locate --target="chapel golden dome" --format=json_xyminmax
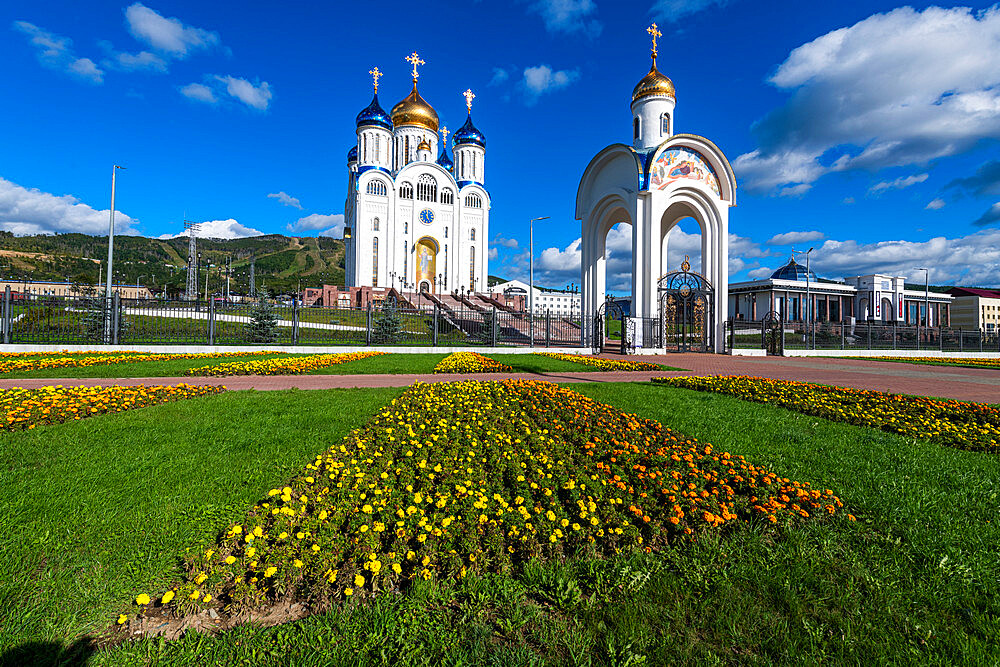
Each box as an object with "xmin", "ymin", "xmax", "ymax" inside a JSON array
[
  {"xmin": 632, "ymin": 57, "xmax": 675, "ymax": 104},
  {"xmin": 417, "ymin": 139, "xmax": 431, "ymax": 151},
  {"xmin": 391, "ymin": 82, "xmax": 439, "ymax": 133}
]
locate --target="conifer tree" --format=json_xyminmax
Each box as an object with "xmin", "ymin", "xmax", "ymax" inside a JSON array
[{"xmin": 243, "ymin": 288, "xmax": 279, "ymax": 343}]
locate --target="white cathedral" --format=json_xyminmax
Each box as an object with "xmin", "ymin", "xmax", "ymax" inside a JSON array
[{"xmin": 343, "ymin": 53, "xmax": 490, "ymax": 295}]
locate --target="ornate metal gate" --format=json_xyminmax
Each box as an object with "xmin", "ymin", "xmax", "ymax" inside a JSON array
[
  {"xmin": 761, "ymin": 310, "xmax": 783, "ymax": 355},
  {"xmin": 593, "ymin": 299, "xmax": 626, "ymax": 355},
  {"xmin": 658, "ymin": 256, "xmax": 714, "ymax": 353}
]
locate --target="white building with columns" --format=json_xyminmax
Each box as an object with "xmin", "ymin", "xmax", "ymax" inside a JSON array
[
  {"xmin": 344, "ymin": 55, "xmax": 490, "ymax": 295},
  {"xmin": 576, "ymin": 25, "xmax": 737, "ymax": 352}
]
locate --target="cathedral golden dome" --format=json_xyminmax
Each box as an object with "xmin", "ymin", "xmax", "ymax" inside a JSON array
[
  {"xmin": 391, "ymin": 82, "xmax": 439, "ymax": 133},
  {"xmin": 417, "ymin": 139, "xmax": 431, "ymax": 151},
  {"xmin": 632, "ymin": 57, "xmax": 675, "ymax": 104}
]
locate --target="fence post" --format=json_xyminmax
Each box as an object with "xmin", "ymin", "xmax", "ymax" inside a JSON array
[
  {"xmin": 939, "ymin": 326, "xmax": 943, "ymax": 351},
  {"xmin": 433, "ymin": 304, "xmax": 439, "ymax": 346},
  {"xmin": 112, "ymin": 292, "xmax": 121, "ymax": 345},
  {"xmin": 2, "ymin": 285, "xmax": 9, "ymax": 345},
  {"xmin": 841, "ymin": 323, "xmax": 845, "ymax": 350},
  {"xmin": 916, "ymin": 322, "xmax": 921, "ymax": 351},
  {"xmin": 365, "ymin": 303, "xmax": 372, "ymax": 346},
  {"xmin": 208, "ymin": 298, "xmax": 216, "ymax": 346},
  {"xmin": 491, "ymin": 307, "xmax": 498, "ymax": 347},
  {"xmin": 959, "ymin": 328, "xmax": 963, "ymax": 353},
  {"xmin": 291, "ymin": 298, "xmax": 299, "ymax": 345},
  {"xmin": 545, "ymin": 309, "xmax": 551, "ymax": 348},
  {"xmin": 980, "ymin": 329, "xmax": 984, "ymax": 352},
  {"xmin": 866, "ymin": 322, "xmax": 871, "ymax": 349}
]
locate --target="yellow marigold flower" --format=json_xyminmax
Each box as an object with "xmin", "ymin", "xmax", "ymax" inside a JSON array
[
  {"xmin": 264, "ymin": 566, "xmax": 278, "ymax": 577},
  {"xmin": 345, "ymin": 588, "xmax": 353, "ymax": 596},
  {"xmin": 354, "ymin": 573, "xmax": 365, "ymax": 586},
  {"xmin": 225, "ymin": 556, "xmax": 236, "ymax": 565},
  {"xmin": 392, "ymin": 563, "xmax": 402, "ymax": 574},
  {"xmin": 161, "ymin": 591, "xmax": 175, "ymax": 604},
  {"xmin": 189, "ymin": 591, "xmax": 200, "ymax": 600},
  {"xmin": 135, "ymin": 594, "xmax": 150, "ymax": 606},
  {"xmin": 294, "ymin": 559, "xmax": 303, "ymax": 568},
  {"xmin": 203, "ymin": 594, "xmax": 212, "ymax": 603}
]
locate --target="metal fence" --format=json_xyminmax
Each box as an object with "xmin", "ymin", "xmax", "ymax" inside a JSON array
[
  {"xmin": 0, "ymin": 287, "xmax": 584, "ymax": 348},
  {"xmin": 729, "ymin": 318, "xmax": 1000, "ymax": 353}
]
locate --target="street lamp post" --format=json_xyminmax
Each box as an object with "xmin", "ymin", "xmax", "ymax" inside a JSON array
[
  {"xmin": 104, "ymin": 165, "xmax": 125, "ymax": 342},
  {"xmin": 529, "ymin": 216, "xmax": 550, "ymax": 347}
]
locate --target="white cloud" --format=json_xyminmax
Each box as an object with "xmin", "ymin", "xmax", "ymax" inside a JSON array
[
  {"xmin": 926, "ymin": 198, "xmax": 946, "ymax": 210},
  {"xmin": 528, "ymin": 0, "xmax": 601, "ymax": 37},
  {"xmin": 869, "ymin": 173, "xmax": 929, "ymax": 194},
  {"xmin": 521, "ymin": 65, "xmax": 580, "ymax": 103},
  {"xmin": 125, "ymin": 3, "xmax": 220, "ymax": 57},
  {"xmin": 215, "ymin": 75, "xmax": 272, "ymax": 111},
  {"xmin": 974, "ymin": 202, "xmax": 1000, "ymax": 227},
  {"xmin": 806, "ymin": 231, "xmax": 1000, "ymax": 284},
  {"xmin": 843, "ymin": 197, "xmax": 856, "ymax": 205},
  {"xmin": 946, "ymin": 160, "xmax": 1000, "ymax": 197},
  {"xmin": 0, "ymin": 176, "xmax": 138, "ymax": 236},
  {"xmin": 159, "ymin": 219, "xmax": 262, "ymax": 240},
  {"xmin": 736, "ymin": 6, "xmax": 1000, "ymax": 193},
  {"xmin": 747, "ymin": 266, "xmax": 774, "ymax": 279},
  {"xmin": 287, "ymin": 213, "xmax": 344, "ymax": 237},
  {"xmin": 650, "ymin": 0, "xmax": 728, "ymax": 22},
  {"xmin": 778, "ymin": 183, "xmax": 811, "ymax": 198},
  {"xmin": 13, "ymin": 21, "xmax": 104, "ymax": 84},
  {"xmin": 489, "ymin": 68, "xmax": 510, "ymax": 86},
  {"xmin": 180, "ymin": 82, "xmax": 216, "ymax": 104},
  {"xmin": 492, "ymin": 235, "xmax": 519, "ymax": 249},
  {"xmin": 488, "ymin": 247, "xmax": 499, "ymax": 260},
  {"xmin": 768, "ymin": 231, "xmax": 825, "ymax": 246},
  {"xmin": 101, "ymin": 45, "xmax": 168, "ymax": 72},
  {"xmin": 268, "ymin": 191, "xmax": 302, "ymax": 210}
]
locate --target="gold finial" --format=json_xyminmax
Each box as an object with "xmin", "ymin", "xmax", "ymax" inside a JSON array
[
  {"xmin": 369, "ymin": 67, "xmax": 383, "ymax": 93},
  {"xmin": 463, "ymin": 88, "xmax": 475, "ymax": 113},
  {"xmin": 406, "ymin": 51, "xmax": 425, "ymax": 80},
  {"xmin": 681, "ymin": 254, "xmax": 690, "ymax": 272},
  {"xmin": 440, "ymin": 126, "xmax": 450, "ymax": 144},
  {"xmin": 647, "ymin": 23, "xmax": 662, "ymax": 59}
]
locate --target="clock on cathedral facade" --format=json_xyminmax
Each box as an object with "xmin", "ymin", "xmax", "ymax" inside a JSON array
[{"xmin": 343, "ymin": 54, "xmax": 490, "ymax": 295}]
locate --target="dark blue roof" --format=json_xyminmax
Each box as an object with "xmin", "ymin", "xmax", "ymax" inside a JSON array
[
  {"xmin": 347, "ymin": 146, "xmax": 357, "ymax": 163},
  {"xmin": 355, "ymin": 93, "xmax": 392, "ymax": 130},
  {"xmin": 771, "ymin": 258, "xmax": 818, "ymax": 282},
  {"xmin": 437, "ymin": 145, "xmax": 453, "ymax": 171},
  {"xmin": 453, "ymin": 113, "xmax": 485, "ymax": 148}
]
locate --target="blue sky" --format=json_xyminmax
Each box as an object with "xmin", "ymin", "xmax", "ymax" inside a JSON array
[{"xmin": 2, "ymin": 1, "xmax": 1000, "ymax": 290}]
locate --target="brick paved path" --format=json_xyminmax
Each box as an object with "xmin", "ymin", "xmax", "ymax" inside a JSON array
[{"xmin": 2, "ymin": 354, "xmax": 997, "ymax": 403}]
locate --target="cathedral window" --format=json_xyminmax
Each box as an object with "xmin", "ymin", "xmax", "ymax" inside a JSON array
[
  {"xmin": 366, "ymin": 180, "xmax": 387, "ymax": 196},
  {"xmin": 374, "ymin": 134, "xmax": 381, "ymax": 161},
  {"xmin": 444, "ymin": 227, "xmax": 448, "ymax": 238},
  {"xmin": 469, "ymin": 246, "xmax": 475, "ymax": 290},
  {"xmin": 372, "ymin": 237, "xmax": 379, "ymax": 286},
  {"xmin": 404, "ymin": 136, "xmax": 410, "ymax": 163},
  {"xmin": 404, "ymin": 221, "xmax": 408, "ymax": 234},
  {"xmin": 464, "ymin": 193, "xmax": 482, "ymax": 208},
  {"xmin": 441, "ymin": 188, "xmax": 453, "ymax": 205},
  {"xmin": 633, "ymin": 117, "xmax": 640, "ymax": 141},
  {"xmin": 470, "ymin": 228, "xmax": 476, "ymax": 241},
  {"xmin": 472, "ymin": 152, "xmax": 477, "ymax": 178},
  {"xmin": 661, "ymin": 114, "xmax": 670, "ymax": 135},
  {"xmin": 417, "ymin": 174, "xmax": 437, "ymax": 202},
  {"xmin": 400, "ymin": 182, "xmax": 414, "ymax": 199},
  {"xmin": 372, "ymin": 217, "xmax": 380, "ymax": 231}
]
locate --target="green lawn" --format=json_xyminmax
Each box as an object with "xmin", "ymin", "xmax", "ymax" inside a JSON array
[
  {"xmin": 0, "ymin": 387, "xmax": 404, "ymax": 665},
  {"xmin": 5, "ymin": 380, "xmax": 996, "ymax": 665}
]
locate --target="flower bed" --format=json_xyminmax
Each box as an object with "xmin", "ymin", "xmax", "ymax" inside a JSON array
[
  {"xmin": 653, "ymin": 376, "xmax": 1000, "ymax": 452},
  {"xmin": 0, "ymin": 351, "xmax": 281, "ymax": 374},
  {"xmin": 126, "ymin": 380, "xmax": 843, "ymax": 621},
  {"xmin": 859, "ymin": 356, "xmax": 1000, "ymax": 370},
  {"xmin": 2, "ymin": 384, "xmax": 225, "ymax": 431},
  {"xmin": 186, "ymin": 351, "xmax": 387, "ymax": 377},
  {"xmin": 536, "ymin": 352, "xmax": 662, "ymax": 371},
  {"xmin": 432, "ymin": 351, "xmax": 513, "ymax": 374}
]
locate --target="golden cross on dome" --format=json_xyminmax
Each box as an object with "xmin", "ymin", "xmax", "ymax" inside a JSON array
[
  {"xmin": 369, "ymin": 67, "xmax": 383, "ymax": 93},
  {"xmin": 463, "ymin": 88, "xmax": 475, "ymax": 113},
  {"xmin": 440, "ymin": 126, "xmax": 450, "ymax": 144},
  {"xmin": 406, "ymin": 51, "xmax": 425, "ymax": 80},
  {"xmin": 647, "ymin": 23, "xmax": 662, "ymax": 58}
]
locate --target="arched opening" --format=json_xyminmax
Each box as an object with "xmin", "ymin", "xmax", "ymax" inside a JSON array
[
  {"xmin": 415, "ymin": 236, "xmax": 439, "ymax": 294},
  {"xmin": 881, "ymin": 297, "xmax": 893, "ymax": 322}
]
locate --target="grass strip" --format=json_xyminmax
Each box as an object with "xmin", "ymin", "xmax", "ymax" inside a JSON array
[
  {"xmin": 653, "ymin": 375, "xmax": 999, "ymax": 451},
  {"xmin": 0, "ymin": 351, "xmax": 282, "ymax": 375},
  {"xmin": 1, "ymin": 384, "xmax": 225, "ymax": 431},
  {"xmin": 432, "ymin": 351, "xmax": 514, "ymax": 374},
  {"xmin": 186, "ymin": 351, "xmax": 388, "ymax": 376}
]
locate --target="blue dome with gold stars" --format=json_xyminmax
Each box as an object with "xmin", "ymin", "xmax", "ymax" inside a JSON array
[
  {"xmin": 355, "ymin": 94, "xmax": 392, "ymax": 130},
  {"xmin": 437, "ymin": 145, "xmax": 454, "ymax": 172},
  {"xmin": 347, "ymin": 146, "xmax": 357, "ymax": 163},
  {"xmin": 453, "ymin": 113, "xmax": 485, "ymax": 148}
]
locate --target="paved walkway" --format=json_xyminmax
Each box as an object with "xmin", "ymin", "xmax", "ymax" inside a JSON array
[{"xmin": 2, "ymin": 354, "xmax": 997, "ymax": 403}]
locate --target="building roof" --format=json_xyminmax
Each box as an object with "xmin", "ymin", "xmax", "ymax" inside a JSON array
[
  {"xmin": 770, "ymin": 257, "xmax": 818, "ymax": 282},
  {"xmin": 947, "ymin": 286, "xmax": 1000, "ymax": 299}
]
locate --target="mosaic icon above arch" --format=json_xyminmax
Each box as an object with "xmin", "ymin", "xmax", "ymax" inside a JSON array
[{"xmin": 650, "ymin": 147, "xmax": 720, "ymax": 197}]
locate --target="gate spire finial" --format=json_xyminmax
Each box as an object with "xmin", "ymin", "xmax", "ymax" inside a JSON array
[{"xmin": 680, "ymin": 255, "xmax": 690, "ymax": 272}]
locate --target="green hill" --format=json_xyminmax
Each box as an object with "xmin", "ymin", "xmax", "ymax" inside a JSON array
[{"xmin": 0, "ymin": 231, "xmax": 345, "ymax": 297}]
